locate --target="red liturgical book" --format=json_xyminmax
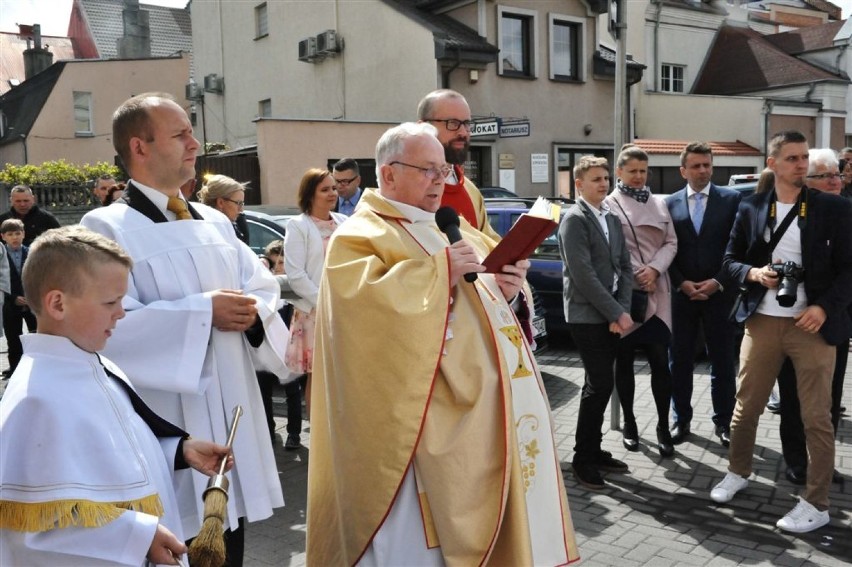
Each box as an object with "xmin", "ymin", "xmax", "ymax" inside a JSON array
[{"xmin": 482, "ymin": 201, "xmax": 559, "ymax": 273}]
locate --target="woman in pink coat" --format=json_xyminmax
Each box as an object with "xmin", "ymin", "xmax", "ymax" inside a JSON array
[{"xmin": 606, "ymin": 145, "xmax": 678, "ymax": 458}]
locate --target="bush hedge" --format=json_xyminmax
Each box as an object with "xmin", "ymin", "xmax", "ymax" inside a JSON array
[{"xmin": 0, "ymin": 160, "xmax": 121, "ymax": 187}]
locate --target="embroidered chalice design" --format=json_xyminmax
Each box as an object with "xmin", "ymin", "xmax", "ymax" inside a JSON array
[{"xmin": 500, "ymin": 325, "xmax": 533, "ymax": 378}]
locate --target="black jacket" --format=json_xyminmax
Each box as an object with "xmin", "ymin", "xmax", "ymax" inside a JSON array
[
  {"xmin": 0, "ymin": 205, "xmax": 60, "ymax": 246},
  {"xmin": 724, "ymin": 188, "xmax": 852, "ymax": 345}
]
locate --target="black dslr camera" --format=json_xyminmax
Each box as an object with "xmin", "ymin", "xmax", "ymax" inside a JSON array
[{"xmin": 769, "ymin": 261, "xmax": 805, "ymax": 307}]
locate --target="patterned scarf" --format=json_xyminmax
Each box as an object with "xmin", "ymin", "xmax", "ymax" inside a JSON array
[{"xmin": 616, "ymin": 178, "xmax": 650, "ymax": 203}]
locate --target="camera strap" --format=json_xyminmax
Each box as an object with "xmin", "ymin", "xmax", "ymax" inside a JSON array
[{"xmin": 766, "ymin": 196, "xmax": 800, "ymax": 259}]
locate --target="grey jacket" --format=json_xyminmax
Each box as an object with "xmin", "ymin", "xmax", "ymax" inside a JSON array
[{"xmin": 559, "ymin": 200, "xmax": 633, "ymax": 324}]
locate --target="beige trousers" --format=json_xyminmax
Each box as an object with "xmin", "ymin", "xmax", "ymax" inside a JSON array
[{"xmin": 728, "ymin": 314, "xmax": 835, "ymax": 509}]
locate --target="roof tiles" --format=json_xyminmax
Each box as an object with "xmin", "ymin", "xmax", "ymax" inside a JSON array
[
  {"xmin": 0, "ymin": 32, "xmax": 75, "ymax": 95},
  {"xmin": 79, "ymin": 0, "xmax": 191, "ymax": 60},
  {"xmin": 764, "ymin": 19, "xmax": 846, "ymax": 53},
  {"xmin": 693, "ymin": 24, "xmax": 842, "ymax": 95},
  {"xmin": 632, "ymin": 139, "xmax": 763, "ymax": 157}
]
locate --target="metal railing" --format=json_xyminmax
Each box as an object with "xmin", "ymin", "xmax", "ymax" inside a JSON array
[{"xmin": 0, "ymin": 183, "xmax": 99, "ymax": 225}]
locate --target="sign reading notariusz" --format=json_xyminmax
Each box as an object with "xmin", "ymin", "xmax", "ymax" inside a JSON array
[
  {"xmin": 499, "ymin": 121, "xmax": 530, "ymax": 138},
  {"xmin": 470, "ymin": 119, "xmax": 531, "ymax": 138}
]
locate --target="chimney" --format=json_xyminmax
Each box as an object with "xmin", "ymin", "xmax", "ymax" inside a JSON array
[
  {"xmin": 22, "ymin": 24, "xmax": 53, "ymax": 79},
  {"xmin": 117, "ymin": 0, "xmax": 151, "ymax": 58}
]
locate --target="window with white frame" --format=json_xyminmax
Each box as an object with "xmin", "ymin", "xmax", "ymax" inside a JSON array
[
  {"xmin": 259, "ymin": 99, "xmax": 272, "ymax": 118},
  {"xmin": 255, "ymin": 3, "xmax": 268, "ymax": 39},
  {"xmin": 549, "ymin": 14, "xmax": 583, "ymax": 82},
  {"xmin": 661, "ymin": 64, "xmax": 685, "ymax": 93},
  {"xmin": 73, "ymin": 91, "xmax": 92, "ymax": 135},
  {"xmin": 498, "ymin": 6, "xmax": 537, "ymax": 78}
]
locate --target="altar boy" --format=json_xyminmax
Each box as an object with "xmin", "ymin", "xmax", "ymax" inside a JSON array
[{"xmin": 0, "ymin": 226, "xmax": 231, "ymax": 566}]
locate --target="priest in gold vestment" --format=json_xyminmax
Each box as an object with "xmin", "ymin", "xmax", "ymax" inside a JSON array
[{"xmin": 306, "ymin": 122, "xmax": 578, "ymax": 566}]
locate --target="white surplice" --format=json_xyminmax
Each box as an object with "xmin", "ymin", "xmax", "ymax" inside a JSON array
[
  {"xmin": 80, "ymin": 200, "xmax": 287, "ymax": 537},
  {"xmin": 0, "ymin": 334, "xmax": 183, "ymax": 566}
]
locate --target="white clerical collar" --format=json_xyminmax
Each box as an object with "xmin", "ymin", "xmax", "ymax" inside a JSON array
[
  {"xmin": 131, "ymin": 180, "xmax": 186, "ymax": 219},
  {"xmin": 378, "ymin": 193, "xmax": 436, "ymax": 223},
  {"xmin": 446, "ymin": 166, "xmax": 460, "ymax": 185},
  {"xmin": 687, "ymin": 184, "xmax": 710, "ymax": 198}
]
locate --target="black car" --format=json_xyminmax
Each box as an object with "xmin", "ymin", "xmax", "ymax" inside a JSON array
[
  {"xmin": 243, "ymin": 206, "xmax": 299, "ymax": 256},
  {"xmin": 479, "ymin": 186, "xmax": 519, "ymax": 199}
]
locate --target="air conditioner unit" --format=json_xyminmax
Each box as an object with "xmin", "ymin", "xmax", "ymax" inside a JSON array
[
  {"xmin": 316, "ymin": 29, "xmax": 341, "ymax": 55},
  {"xmin": 204, "ymin": 73, "xmax": 224, "ymax": 94},
  {"xmin": 185, "ymin": 82, "xmax": 203, "ymax": 101},
  {"xmin": 298, "ymin": 37, "xmax": 318, "ymax": 62}
]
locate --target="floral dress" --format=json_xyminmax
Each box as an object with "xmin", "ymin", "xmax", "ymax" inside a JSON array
[{"xmin": 284, "ymin": 216, "xmax": 339, "ymax": 373}]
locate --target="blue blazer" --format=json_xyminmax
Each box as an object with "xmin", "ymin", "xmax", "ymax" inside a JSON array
[
  {"xmin": 723, "ymin": 188, "xmax": 852, "ymax": 345},
  {"xmin": 665, "ymin": 184, "xmax": 741, "ymax": 290}
]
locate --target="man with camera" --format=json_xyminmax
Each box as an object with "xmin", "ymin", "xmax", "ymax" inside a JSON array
[
  {"xmin": 775, "ymin": 149, "xmax": 848, "ymax": 487},
  {"xmin": 711, "ymin": 131, "xmax": 852, "ymax": 533}
]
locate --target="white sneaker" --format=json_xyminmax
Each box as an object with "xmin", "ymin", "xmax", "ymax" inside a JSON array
[
  {"xmin": 710, "ymin": 472, "xmax": 749, "ymax": 503},
  {"xmin": 776, "ymin": 498, "xmax": 830, "ymax": 533}
]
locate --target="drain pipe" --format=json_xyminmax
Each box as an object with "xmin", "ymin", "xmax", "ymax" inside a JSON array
[
  {"xmin": 653, "ymin": 0, "xmax": 662, "ymax": 92},
  {"xmin": 442, "ymin": 47, "xmax": 461, "ymax": 89}
]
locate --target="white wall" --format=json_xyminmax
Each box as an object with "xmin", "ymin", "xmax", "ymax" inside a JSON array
[
  {"xmin": 191, "ymin": 0, "xmax": 437, "ymax": 150},
  {"xmin": 635, "ymin": 92, "xmax": 765, "ymax": 150},
  {"xmin": 16, "ymin": 55, "xmax": 190, "ymax": 166}
]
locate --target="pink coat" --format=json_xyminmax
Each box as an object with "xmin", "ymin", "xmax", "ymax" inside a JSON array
[{"xmin": 605, "ymin": 191, "xmax": 678, "ymax": 334}]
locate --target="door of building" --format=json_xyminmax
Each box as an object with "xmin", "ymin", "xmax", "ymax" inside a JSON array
[
  {"xmin": 555, "ymin": 146, "xmax": 613, "ymax": 200},
  {"xmin": 466, "ymin": 146, "xmax": 491, "ymax": 188}
]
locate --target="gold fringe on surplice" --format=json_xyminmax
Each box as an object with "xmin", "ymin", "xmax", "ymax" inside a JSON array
[{"xmin": 0, "ymin": 494, "xmax": 164, "ymax": 532}]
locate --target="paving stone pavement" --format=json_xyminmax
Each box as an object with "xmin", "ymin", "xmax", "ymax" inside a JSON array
[
  {"xmin": 2, "ymin": 337, "xmax": 849, "ymax": 565},
  {"xmin": 244, "ymin": 340, "xmax": 851, "ymax": 567}
]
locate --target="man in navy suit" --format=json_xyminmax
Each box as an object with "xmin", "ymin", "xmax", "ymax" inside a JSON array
[
  {"xmin": 665, "ymin": 142, "xmax": 742, "ymax": 447},
  {"xmin": 711, "ymin": 130, "xmax": 852, "ymax": 533}
]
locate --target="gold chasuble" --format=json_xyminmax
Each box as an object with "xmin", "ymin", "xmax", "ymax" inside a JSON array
[{"xmin": 306, "ymin": 190, "xmax": 578, "ymax": 566}]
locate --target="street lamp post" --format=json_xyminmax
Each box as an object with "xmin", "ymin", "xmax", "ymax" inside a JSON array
[{"xmin": 610, "ymin": 0, "xmax": 628, "ymax": 430}]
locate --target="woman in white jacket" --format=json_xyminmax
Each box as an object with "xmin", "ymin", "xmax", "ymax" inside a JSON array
[{"xmin": 284, "ymin": 168, "xmax": 348, "ymax": 412}]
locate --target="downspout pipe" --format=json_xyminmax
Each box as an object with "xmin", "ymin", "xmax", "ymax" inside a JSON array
[
  {"xmin": 442, "ymin": 46, "xmax": 462, "ymax": 89},
  {"xmin": 653, "ymin": 0, "xmax": 662, "ymax": 92}
]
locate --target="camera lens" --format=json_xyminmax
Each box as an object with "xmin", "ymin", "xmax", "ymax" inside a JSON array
[{"xmin": 773, "ymin": 261, "xmax": 802, "ymax": 308}]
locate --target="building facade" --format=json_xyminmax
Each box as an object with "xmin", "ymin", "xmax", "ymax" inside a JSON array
[{"xmin": 190, "ymin": 0, "xmax": 633, "ymax": 204}]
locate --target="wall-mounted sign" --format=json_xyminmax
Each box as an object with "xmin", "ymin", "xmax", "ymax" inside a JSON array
[
  {"xmin": 470, "ymin": 120, "xmax": 499, "ymax": 137},
  {"xmin": 499, "ymin": 169, "xmax": 515, "ymax": 193},
  {"xmin": 531, "ymin": 153, "xmax": 548, "ymax": 183},
  {"xmin": 499, "ymin": 153, "xmax": 515, "ymax": 169},
  {"xmin": 500, "ymin": 121, "xmax": 530, "ymax": 138}
]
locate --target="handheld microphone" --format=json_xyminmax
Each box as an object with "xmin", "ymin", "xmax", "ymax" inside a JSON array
[{"xmin": 435, "ymin": 206, "xmax": 478, "ymax": 283}]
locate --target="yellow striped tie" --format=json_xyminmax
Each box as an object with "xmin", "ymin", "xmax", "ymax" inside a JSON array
[{"xmin": 167, "ymin": 196, "xmax": 192, "ymax": 220}]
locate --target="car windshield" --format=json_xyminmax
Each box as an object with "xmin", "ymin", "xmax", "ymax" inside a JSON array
[{"xmin": 535, "ymin": 229, "xmax": 561, "ymax": 259}]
